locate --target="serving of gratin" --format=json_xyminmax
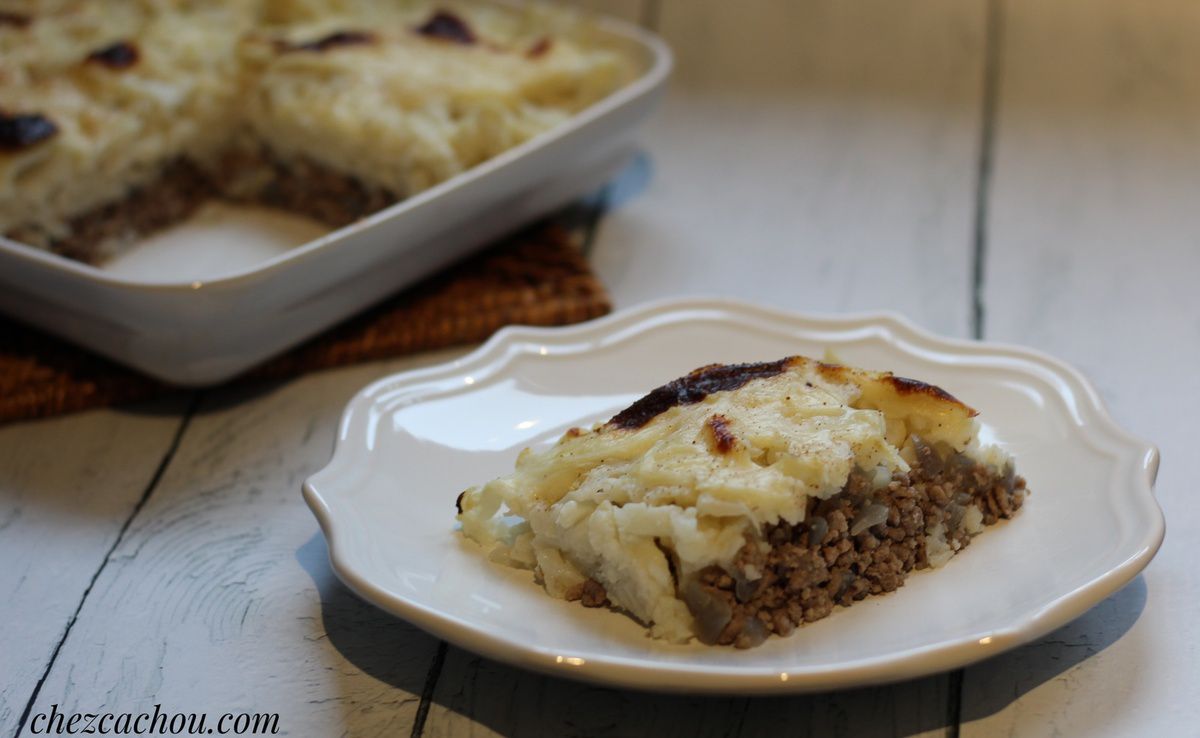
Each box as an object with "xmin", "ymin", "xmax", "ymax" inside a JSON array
[{"xmin": 457, "ymin": 356, "xmax": 1027, "ymax": 648}]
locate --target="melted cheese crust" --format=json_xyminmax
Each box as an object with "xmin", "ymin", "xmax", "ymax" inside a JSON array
[
  {"xmin": 457, "ymin": 357, "xmax": 998, "ymax": 642},
  {"xmin": 0, "ymin": 0, "xmax": 633, "ymax": 243}
]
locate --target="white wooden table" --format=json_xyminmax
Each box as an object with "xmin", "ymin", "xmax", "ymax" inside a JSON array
[{"xmin": 3, "ymin": 1, "xmax": 1198, "ymax": 735}]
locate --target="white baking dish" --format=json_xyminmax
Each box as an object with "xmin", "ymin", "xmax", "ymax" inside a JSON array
[{"xmin": 0, "ymin": 9, "xmax": 671, "ymax": 386}]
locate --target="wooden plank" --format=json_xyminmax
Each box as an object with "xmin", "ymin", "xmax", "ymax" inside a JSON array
[
  {"xmin": 425, "ymin": 656, "xmax": 952, "ymax": 738},
  {"xmin": 0, "ymin": 403, "xmax": 186, "ymax": 736},
  {"xmin": 425, "ymin": 1, "xmax": 989, "ymax": 735},
  {"xmin": 568, "ymin": 0, "xmax": 648, "ymax": 26},
  {"xmin": 19, "ymin": 353, "xmax": 465, "ymax": 737},
  {"xmin": 961, "ymin": 0, "xmax": 1200, "ymax": 735},
  {"xmin": 591, "ymin": 0, "xmax": 987, "ymax": 339}
]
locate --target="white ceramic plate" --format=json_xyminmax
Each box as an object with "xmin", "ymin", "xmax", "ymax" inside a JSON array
[
  {"xmin": 0, "ymin": 5, "xmax": 671, "ymax": 385},
  {"xmin": 303, "ymin": 299, "xmax": 1164, "ymax": 694}
]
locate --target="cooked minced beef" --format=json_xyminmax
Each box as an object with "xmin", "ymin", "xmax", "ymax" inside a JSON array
[
  {"xmin": 222, "ymin": 150, "xmax": 398, "ymax": 228},
  {"xmin": 7, "ymin": 159, "xmax": 214, "ymax": 263},
  {"xmin": 682, "ymin": 446, "xmax": 1026, "ymax": 648},
  {"xmin": 5, "ymin": 148, "xmax": 399, "ymax": 263},
  {"xmin": 565, "ymin": 578, "xmax": 610, "ymax": 608}
]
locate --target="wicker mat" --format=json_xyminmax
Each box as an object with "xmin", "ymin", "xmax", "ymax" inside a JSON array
[{"xmin": 0, "ymin": 222, "xmax": 611, "ymax": 424}]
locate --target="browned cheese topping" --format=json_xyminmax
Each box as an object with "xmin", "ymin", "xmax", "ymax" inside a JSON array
[
  {"xmin": 415, "ymin": 11, "xmax": 476, "ymax": 44},
  {"xmin": 706, "ymin": 413, "xmax": 738, "ymax": 454},
  {"xmin": 608, "ymin": 358, "xmax": 793, "ymax": 430},
  {"xmin": 86, "ymin": 41, "xmax": 140, "ymax": 69},
  {"xmin": 278, "ymin": 31, "xmax": 376, "ymax": 54},
  {"xmin": 883, "ymin": 374, "xmax": 973, "ymax": 412},
  {"xmin": 0, "ymin": 12, "xmax": 31, "ymax": 27},
  {"xmin": 0, "ymin": 112, "xmax": 58, "ymax": 151},
  {"xmin": 526, "ymin": 37, "xmax": 553, "ymax": 58}
]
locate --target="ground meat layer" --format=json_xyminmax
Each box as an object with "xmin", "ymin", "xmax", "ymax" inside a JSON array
[
  {"xmin": 685, "ymin": 441, "xmax": 1027, "ymax": 648},
  {"xmin": 4, "ymin": 147, "xmax": 399, "ymax": 265},
  {"xmin": 213, "ymin": 146, "xmax": 397, "ymax": 230},
  {"xmin": 7, "ymin": 159, "xmax": 213, "ymax": 263}
]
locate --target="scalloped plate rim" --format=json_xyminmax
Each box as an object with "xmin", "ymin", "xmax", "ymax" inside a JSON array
[{"xmin": 303, "ymin": 297, "xmax": 1164, "ymax": 694}]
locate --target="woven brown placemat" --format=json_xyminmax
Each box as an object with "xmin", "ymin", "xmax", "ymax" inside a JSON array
[{"xmin": 0, "ymin": 222, "xmax": 610, "ymax": 424}]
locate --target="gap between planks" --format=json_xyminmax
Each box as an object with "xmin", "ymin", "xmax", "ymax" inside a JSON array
[
  {"xmin": 952, "ymin": 0, "xmax": 1005, "ymax": 735},
  {"xmin": 970, "ymin": 0, "xmax": 1005, "ymax": 343},
  {"xmin": 12, "ymin": 393, "xmax": 204, "ymax": 738}
]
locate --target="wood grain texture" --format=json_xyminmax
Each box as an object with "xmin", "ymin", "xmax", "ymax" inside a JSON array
[
  {"xmin": 592, "ymin": 0, "xmax": 987, "ymax": 339},
  {"xmin": 425, "ymin": 653, "xmax": 951, "ymax": 738},
  {"xmin": 19, "ymin": 353, "xmax": 468, "ymax": 737},
  {"xmin": 961, "ymin": 0, "xmax": 1200, "ymax": 735},
  {"xmin": 564, "ymin": 0, "xmax": 648, "ymax": 25},
  {"xmin": 423, "ymin": 1, "xmax": 988, "ymax": 736},
  {"xmin": 0, "ymin": 403, "xmax": 186, "ymax": 736},
  {"xmin": 20, "ymin": 0, "xmax": 1199, "ymax": 736}
]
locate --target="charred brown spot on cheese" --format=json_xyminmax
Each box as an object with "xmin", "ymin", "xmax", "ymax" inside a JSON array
[
  {"xmin": 279, "ymin": 30, "xmax": 376, "ymax": 54},
  {"xmin": 885, "ymin": 375, "xmax": 976, "ymax": 415},
  {"xmin": 455, "ymin": 490, "xmax": 466, "ymax": 514},
  {"xmin": 415, "ymin": 11, "xmax": 476, "ymax": 44},
  {"xmin": 815, "ymin": 361, "xmax": 849, "ymax": 381},
  {"xmin": 707, "ymin": 414, "xmax": 737, "ymax": 454},
  {"xmin": 564, "ymin": 427, "xmax": 584, "ymax": 438},
  {"xmin": 0, "ymin": 112, "xmax": 58, "ymax": 151},
  {"xmin": 526, "ymin": 37, "xmax": 553, "ymax": 58},
  {"xmin": 86, "ymin": 41, "xmax": 140, "ymax": 69},
  {"xmin": 0, "ymin": 11, "xmax": 31, "ymax": 27},
  {"xmin": 608, "ymin": 358, "xmax": 794, "ymax": 430}
]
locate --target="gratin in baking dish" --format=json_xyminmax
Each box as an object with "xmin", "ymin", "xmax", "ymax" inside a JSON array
[{"xmin": 0, "ymin": 6, "xmax": 671, "ymax": 385}]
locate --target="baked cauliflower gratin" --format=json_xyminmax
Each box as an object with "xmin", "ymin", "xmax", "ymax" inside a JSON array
[
  {"xmin": 456, "ymin": 356, "xmax": 1028, "ymax": 648},
  {"xmin": 0, "ymin": 0, "xmax": 634, "ymax": 262}
]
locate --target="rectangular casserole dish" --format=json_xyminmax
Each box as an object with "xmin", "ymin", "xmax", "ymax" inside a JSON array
[{"xmin": 0, "ymin": 6, "xmax": 670, "ymax": 385}]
